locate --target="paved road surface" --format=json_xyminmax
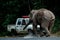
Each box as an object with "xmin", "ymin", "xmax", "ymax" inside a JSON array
[
  {"xmin": 0, "ymin": 33, "xmax": 60, "ymax": 40},
  {"xmin": 0, "ymin": 37, "xmax": 60, "ymax": 40}
]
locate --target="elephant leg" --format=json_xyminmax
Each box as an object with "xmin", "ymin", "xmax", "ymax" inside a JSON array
[
  {"xmin": 33, "ymin": 23, "xmax": 38, "ymax": 36},
  {"xmin": 39, "ymin": 26, "xmax": 45, "ymax": 37},
  {"xmin": 44, "ymin": 27, "xmax": 50, "ymax": 37},
  {"xmin": 41, "ymin": 22, "xmax": 50, "ymax": 37},
  {"xmin": 48, "ymin": 19, "xmax": 55, "ymax": 34},
  {"xmin": 32, "ymin": 18, "xmax": 38, "ymax": 36}
]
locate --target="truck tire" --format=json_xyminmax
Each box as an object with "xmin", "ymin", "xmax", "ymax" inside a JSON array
[
  {"xmin": 27, "ymin": 29, "xmax": 35, "ymax": 35},
  {"xmin": 11, "ymin": 29, "xmax": 17, "ymax": 36}
]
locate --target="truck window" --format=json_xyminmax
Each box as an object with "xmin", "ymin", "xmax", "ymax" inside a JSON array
[
  {"xmin": 22, "ymin": 19, "xmax": 26, "ymax": 25},
  {"xmin": 17, "ymin": 20, "xmax": 21, "ymax": 25}
]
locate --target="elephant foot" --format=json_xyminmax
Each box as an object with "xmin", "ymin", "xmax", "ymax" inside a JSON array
[
  {"xmin": 40, "ymin": 34, "xmax": 44, "ymax": 37},
  {"xmin": 46, "ymin": 34, "xmax": 50, "ymax": 37},
  {"xmin": 40, "ymin": 32, "xmax": 44, "ymax": 37}
]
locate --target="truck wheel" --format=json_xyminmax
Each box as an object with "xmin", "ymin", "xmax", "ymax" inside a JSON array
[
  {"xmin": 11, "ymin": 29, "xmax": 17, "ymax": 36},
  {"xmin": 28, "ymin": 29, "xmax": 35, "ymax": 35},
  {"xmin": 28, "ymin": 29, "xmax": 32, "ymax": 32}
]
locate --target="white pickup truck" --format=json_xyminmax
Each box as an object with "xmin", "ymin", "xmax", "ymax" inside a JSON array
[{"xmin": 7, "ymin": 16, "xmax": 40, "ymax": 34}]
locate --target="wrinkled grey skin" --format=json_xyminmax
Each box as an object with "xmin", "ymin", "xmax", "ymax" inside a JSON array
[{"xmin": 23, "ymin": 8, "xmax": 55, "ymax": 37}]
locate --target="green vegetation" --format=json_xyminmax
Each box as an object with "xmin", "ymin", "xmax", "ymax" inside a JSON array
[{"xmin": 52, "ymin": 16, "xmax": 60, "ymax": 33}]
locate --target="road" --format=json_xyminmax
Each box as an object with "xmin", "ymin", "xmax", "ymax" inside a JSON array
[
  {"xmin": 0, "ymin": 37, "xmax": 60, "ymax": 40},
  {"xmin": 0, "ymin": 34, "xmax": 60, "ymax": 40}
]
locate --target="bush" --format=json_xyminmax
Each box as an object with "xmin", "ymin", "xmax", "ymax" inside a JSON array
[
  {"xmin": 2, "ymin": 14, "xmax": 16, "ymax": 27},
  {"xmin": 52, "ymin": 16, "xmax": 60, "ymax": 33}
]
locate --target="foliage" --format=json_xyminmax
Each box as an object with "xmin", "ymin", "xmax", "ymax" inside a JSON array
[
  {"xmin": 2, "ymin": 14, "xmax": 16, "ymax": 27},
  {"xmin": 52, "ymin": 16, "xmax": 60, "ymax": 33},
  {"xmin": 33, "ymin": 0, "xmax": 47, "ymax": 9}
]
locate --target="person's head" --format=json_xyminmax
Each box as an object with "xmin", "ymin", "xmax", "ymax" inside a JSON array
[{"xmin": 22, "ymin": 19, "xmax": 26, "ymax": 25}]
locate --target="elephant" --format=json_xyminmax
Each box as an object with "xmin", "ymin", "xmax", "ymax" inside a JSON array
[{"xmin": 23, "ymin": 8, "xmax": 55, "ymax": 37}]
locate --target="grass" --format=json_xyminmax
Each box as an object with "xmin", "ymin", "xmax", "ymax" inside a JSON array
[{"xmin": 52, "ymin": 31, "xmax": 60, "ymax": 37}]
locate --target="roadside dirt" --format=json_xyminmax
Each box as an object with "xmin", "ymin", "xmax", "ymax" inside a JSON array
[{"xmin": 51, "ymin": 31, "xmax": 60, "ymax": 37}]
